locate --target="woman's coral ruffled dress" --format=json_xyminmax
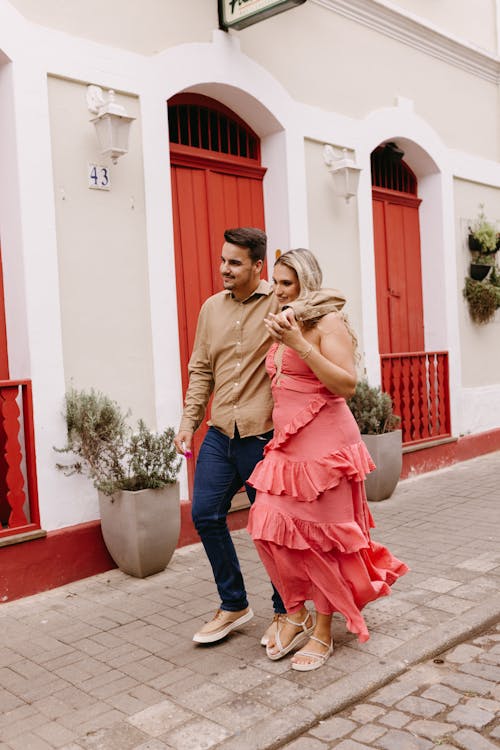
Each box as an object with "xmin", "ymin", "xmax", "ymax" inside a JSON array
[{"xmin": 247, "ymin": 344, "xmax": 408, "ymax": 642}]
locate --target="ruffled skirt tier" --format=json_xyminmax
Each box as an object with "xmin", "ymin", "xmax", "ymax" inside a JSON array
[{"xmin": 247, "ymin": 386, "xmax": 408, "ymax": 643}]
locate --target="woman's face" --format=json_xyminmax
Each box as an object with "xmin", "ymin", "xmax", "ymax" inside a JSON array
[{"xmin": 272, "ymin": 263, "xmax": 300, "ymax": 305}]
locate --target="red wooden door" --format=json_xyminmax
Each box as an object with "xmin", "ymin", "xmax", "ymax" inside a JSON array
[
  {"xmin": 169, "ymin": 95, "xmax": 266, "ymax": 494},
  {"xmin": 171, "ymin": 163, "xmax": 266, "ymax": 491},
  {"xmin": 372, "ymin": 189, "xmax": 424, "ymax": 354}
]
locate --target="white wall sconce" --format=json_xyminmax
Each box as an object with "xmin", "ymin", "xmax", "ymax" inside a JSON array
[
  {"xmin": 323, "ymin": 145, "xmax": 362, "ymax": 203},
  {"xmin": 87, "ymin": 85, "xmax": 135, "ymax": 165}
]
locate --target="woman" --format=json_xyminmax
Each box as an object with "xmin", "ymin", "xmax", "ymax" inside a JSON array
[{"xmin": 247, "ymin": 249, "xmax": 408, "ymax": 671}]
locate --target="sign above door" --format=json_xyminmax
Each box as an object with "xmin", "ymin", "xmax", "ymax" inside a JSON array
[{"xmin": 219, "ymin": 0, "xmax": 306, "ymax": 30}]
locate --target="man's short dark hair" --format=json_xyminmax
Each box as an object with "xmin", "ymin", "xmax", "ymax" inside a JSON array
[{"xmin": 224, "ymin": 227, "xmax": 267, "ymax": 263}]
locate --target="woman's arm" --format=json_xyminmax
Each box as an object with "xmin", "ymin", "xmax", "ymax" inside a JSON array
[{"xmin": 264, "ymin": 311, "xmax": 357, "ymax": 398}]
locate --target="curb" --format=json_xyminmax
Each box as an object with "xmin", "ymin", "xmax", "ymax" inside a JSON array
[{"xmin": 217, "ymin": 594, "xmax": 500, "ymax": 750}]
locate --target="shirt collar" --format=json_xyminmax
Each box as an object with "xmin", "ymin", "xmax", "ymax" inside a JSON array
[{"xmin": 226, "ymin": 279, "xmax": 273, "ymax": 303}]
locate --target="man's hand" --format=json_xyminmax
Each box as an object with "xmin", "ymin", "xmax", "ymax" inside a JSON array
[{"xmin": 174, "ymin": 429, "xmax": 194, "ymax": 456}]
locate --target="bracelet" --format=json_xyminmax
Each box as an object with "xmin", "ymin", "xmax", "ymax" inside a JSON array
[{"xmin": 299, "ymin": 344, "xmax": 313, "ymax": 360}]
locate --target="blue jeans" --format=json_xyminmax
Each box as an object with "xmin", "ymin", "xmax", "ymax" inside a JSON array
[{"xmin": 192, "ymin": 426, "xmax": 286, "ymax": 614}]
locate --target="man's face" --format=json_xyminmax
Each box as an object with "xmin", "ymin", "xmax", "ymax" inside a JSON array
[{"xmin": 220, "ymin": 242, "xmax": 262, "ymax": 299}]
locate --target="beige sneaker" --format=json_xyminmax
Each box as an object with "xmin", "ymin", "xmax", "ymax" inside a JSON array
[{"xmin": 192, "ymin": 607, "xmax": 254, "ymax": 643}]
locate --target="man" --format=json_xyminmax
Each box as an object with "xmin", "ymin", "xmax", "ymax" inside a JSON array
[{"xmin": 174, "ymin": 227, "xmax": 344, "ymax": 644}]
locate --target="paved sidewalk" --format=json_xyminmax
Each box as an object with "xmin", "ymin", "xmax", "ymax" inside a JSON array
[
  {"xmin": 282, "ymin": 621, "xmax": 500, "ymax": 749},
  {"xmin": 1, "ymin": 452, "xmax": 499, "ymax": 750}
]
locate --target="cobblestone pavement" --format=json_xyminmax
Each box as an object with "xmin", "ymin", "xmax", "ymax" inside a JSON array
[
  {"xmin": 0, "ymin": 452, "xmax": 499, "ymax": 750},
  {"xmin": 282, "ymin": 622, "xmax": 500, "ymax": 750}
]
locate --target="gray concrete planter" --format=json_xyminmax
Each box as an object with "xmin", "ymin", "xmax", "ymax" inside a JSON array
[
  {"xmin": 361, "ymin": 430, "xmax": 402, "ymax": 502},
  {"xmin": 98, "ymin": 484, "xmax": 180, "ymax": 577}
]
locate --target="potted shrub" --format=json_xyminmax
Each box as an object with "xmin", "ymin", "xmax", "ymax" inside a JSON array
[
  {"xmin": 56, "ymin": 388, "xmax": 182, "ymax": 577},
  {"xmin": 463, "ymin": 271, "xmax": 500, "ymax": 325},
  {"xmin": 347, "ymin": 380, "xmax": 402, "ymax": 502},
  {"xmin": 468, "ymin": 206, "xmax": 499, "ymax": 280}
]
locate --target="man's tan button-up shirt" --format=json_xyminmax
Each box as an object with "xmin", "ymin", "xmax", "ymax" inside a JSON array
[{"xmin": 179, "ymin": 280, "xmax": 345, "ymax": 439}]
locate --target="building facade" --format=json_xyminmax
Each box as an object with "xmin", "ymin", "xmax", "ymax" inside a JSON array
[{"xmin": 1, "ymin": 0, "xmax": 500, "ymax": 600}]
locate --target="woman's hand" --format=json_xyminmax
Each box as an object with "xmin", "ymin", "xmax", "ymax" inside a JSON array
[{"xmin": 264, "ymin": 312, "xmax": 309, "ymax": 353}]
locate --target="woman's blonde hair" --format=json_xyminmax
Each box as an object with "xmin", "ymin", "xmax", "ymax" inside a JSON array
[
  {"xmin": 274, "ymin": 248, "xmax": 322, "ymax": 297},
  {"xmin": 276, "ymin": 248, "xmax": 359, "ymax": 358}
]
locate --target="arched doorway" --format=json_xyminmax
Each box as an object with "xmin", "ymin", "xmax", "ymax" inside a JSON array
[
  {"xmin": 168, "ymin": 93, "xmax": 267, "ymax": 491},
  {"xmin": 371, "ymin": 142, "xmax": 451, "ymax": 445}
]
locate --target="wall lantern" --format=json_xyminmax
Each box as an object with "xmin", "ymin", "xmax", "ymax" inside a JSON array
[
  {"xmin": 323, "ymin": 145, "xmax": 362, "ymax": 203},
  {"xmin": 86, "ymin": 85, "xmax": 135, "ymax": 164}
]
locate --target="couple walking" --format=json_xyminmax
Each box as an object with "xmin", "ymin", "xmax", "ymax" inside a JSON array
[{"xmin": 174, "ymin": 227, "xmax": 407, "ymax": 671}]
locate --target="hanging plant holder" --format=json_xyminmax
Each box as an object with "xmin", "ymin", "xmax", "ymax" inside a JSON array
[{"xmin": 469, "ymin": 263, "xmax": 492, "ymax": 281}]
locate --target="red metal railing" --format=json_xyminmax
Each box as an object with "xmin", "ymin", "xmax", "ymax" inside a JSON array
[
  {"xmin": 381, "ymin": 352, "xmax": 451, "ymax": 446},
  {"xmin": 0, "ymin": 380, "xmax": 40, "ymax": 539}
]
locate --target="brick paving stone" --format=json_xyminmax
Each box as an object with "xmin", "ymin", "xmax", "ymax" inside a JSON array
[
  {"xmin": 282, "ymin": 739, "xmax": 327, "ymax": 749},
  {"xmin": 247, "ymin": 675, "xmax": 314, "ymax": 709},
  {"xmin": 351, "ymin": 724, "xmax": 387, "ymax": 743},
  {"xmin": 77, "ymin": 722, "xmax": 148, "ymax": 750},
  {"xmin": 446, "ymin": 701, "xmax": 496, "ymax": 729},
  {"xmin": 446, "ymin": 644, "xmax": 484, "ymax": 663},
  {"xmin": 379, "ymin": 710, "xmax": 410, "ymax": 728},
  {"xmin": 368, "ymin": 681, "xmax": 417, "ymax": 707},
  {"xmin": 166, "ymin": 681, "xmax": 234, "ymax": 713},
  {"xmin": 348, "ymin": 704, "xmax": 385, "ymax": 722},
  {"xmin": 442, "ymin": 672, "xmax": 495, "ymax": 695},
  {"xmin": 309, "ymin": 716, "xmax": 357, "ymax": 740},
  {"xmin": 467, "ymin": 696, "xmax": 500, "ymax": 713},
  {"xmin": 426, "ymin": 594, "xmax": 475, "ymax": 615},
  {"xmin": 212, "ymin": 664, "xmax": 270, "ymax": 693},
  {"xmin": 164, "ymin": 717, "xmax": 232, "ymax": 749},
  {"xmin": 334, "ymin": 742, "xmax": 373, "ymax": 750},
  {"xmin": 395, "ymin": 695, "xmax": 444, "ymax": 717},
  {"xmin": 420, "ymin": 684, "xmax": 462, "ymax": 706},
  {"xmin": 418, "ymin": 576, "xmax": 461, "ymax": 593},
  {"xmin": 206, "ymin": 696, "xmax": 273, "ymax": 732},
  {"xmin": 373, "ymin": 728, "xmax": 433, "ymax": 749},
  {"xmin": 453, "ymin": 728, "xmax": 500, "ymax": 750},
  {"xmin": 34, "ymin": 720, "xmax": 77, "ymax": 746},
  {"xmin": 6, "ymin": 732, "xmax": 54, "ymax": 750},
  {"xmin": 127, "ymin": 699, "xmax": 193, "ymax": 737},
  {"xmin": 459, "ymin": 662, "xmax": 500, "ymax": 681},
  {"xmin": 406, "ymin": 719, "xmax": 457, "ymax": 740}
]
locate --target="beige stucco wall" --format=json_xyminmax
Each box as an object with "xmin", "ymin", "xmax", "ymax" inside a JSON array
[
  {"xmin": 7, "ymin": 2, "xmax": 499, "ymax": 161},
  {"xmin": 238, "ymin": 3, "xmax": 499, "ymax": 161},
  {"xmin": 391, "ymin": 0, "xmax": 497, "ymax": 52},
  {"xmin": 7, "ymin": 0, "xmax": 218, "ymax": 53},
  {"xmin": 47, "ymin": 76, "xmax": 156, "ymax": 425},
  {"xmin": 454, "ymin": 177, "xmax": 500, "ymax": 387},
  {"xmin": 303, "ymin": 139, "xmax": 365, "ymax": 366}
]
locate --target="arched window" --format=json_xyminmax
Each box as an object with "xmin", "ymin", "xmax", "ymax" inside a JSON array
[
  {"xmin": 168, "ymin": 94, "xmax": 260, "ymax": 161},
  {"xmin": 371, "ymin": 143, "xmax": 417, "ymax": 194}
]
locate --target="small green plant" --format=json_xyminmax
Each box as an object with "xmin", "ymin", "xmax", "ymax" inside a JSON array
[
  {"xmin": 468, "ymin": 205, "xmax": 499, "ymax": 255},
  {"xmin": 347, "ymin": 380, "xmax": 400, "ymax": 435},
  {"xmin": 55, "ymin": 388, "xmax": 181, "ymax": 495},
  {"xmin": 463, "ymin": 277, "xmax": 500, "ymax": 325}
]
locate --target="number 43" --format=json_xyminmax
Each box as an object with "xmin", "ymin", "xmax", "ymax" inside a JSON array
[{"xmin": 88, "ymin": 164, "xmax": 111, "ymax": 190}]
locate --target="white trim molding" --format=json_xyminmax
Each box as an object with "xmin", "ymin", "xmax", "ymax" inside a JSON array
[{"xmin": 312, "ymin": 0, "xmax": 500, "ymax": 83}]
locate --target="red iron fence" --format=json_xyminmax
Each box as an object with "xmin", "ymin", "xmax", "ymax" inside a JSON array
[
  {"xmin": 0, "ymin": 380, "xmax": 40, "ymax": 539},
  {"xmin": 381, "ymin": 352, "xmax": 451, "ymax": 446}
]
